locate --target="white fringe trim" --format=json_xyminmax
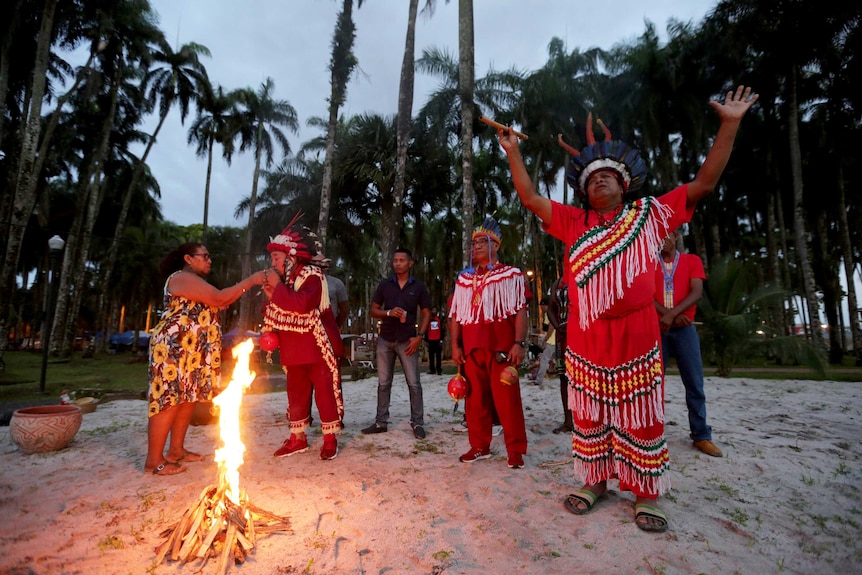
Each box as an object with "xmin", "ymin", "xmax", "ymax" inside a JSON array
[{"xmin": 575, "ymin": 200, "xmax": 673, "ymax": 330}]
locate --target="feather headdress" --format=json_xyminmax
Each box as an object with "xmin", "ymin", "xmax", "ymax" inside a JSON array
[{"xmin": 558, "ymin": 113, "xmax": 647, "ymax": 203}]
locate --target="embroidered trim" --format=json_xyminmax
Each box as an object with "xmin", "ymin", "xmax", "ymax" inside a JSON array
[
  {"xmin": 262, "ymin": 266, "xmax": 343, "ymax": 420},
  {"xmin": 568, "ymin": 197, "xmax": 673, "ymax": 329},
  {"xmin": 565, "ymin": 343, "xmax": 664, "ymax": 429}
]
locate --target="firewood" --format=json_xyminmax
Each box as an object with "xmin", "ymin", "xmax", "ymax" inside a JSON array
[
  {"xmin": 198, "ymin": 516, "xmax": 225, "ymax": 558},
  {"xmin": 216, "ymin": 522, "xmax": 237, "ymax": 575}
]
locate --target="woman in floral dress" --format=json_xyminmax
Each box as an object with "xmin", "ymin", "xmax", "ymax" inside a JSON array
[{"xmin": 145, "ymin": 243, "xmax": 266, "ymax": 476}]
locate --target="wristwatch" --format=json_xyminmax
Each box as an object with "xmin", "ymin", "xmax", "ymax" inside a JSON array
[{"xmin": 514, "ymin": 340, "xmax": 526, "ymax": 347}]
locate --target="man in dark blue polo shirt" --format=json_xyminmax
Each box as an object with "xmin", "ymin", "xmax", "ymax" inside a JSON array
[{"xmin": 362, "ymin": 248, "xmax": 432, "ymax": 439}]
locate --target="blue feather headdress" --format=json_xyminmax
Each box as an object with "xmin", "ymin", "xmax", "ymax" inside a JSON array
[
  {"xmin": 558, "ymin": 113, "xmax": 647, "ymax": 203},
  {"xmin": 464, "ymin": 216, "xmax": 502, "ymax": 273}
]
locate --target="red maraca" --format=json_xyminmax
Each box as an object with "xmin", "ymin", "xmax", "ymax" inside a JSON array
[
  {"xmin": 447, "ymin": 372, "xmax": 469, "ymax": 401},
  {"xmin": 259, "ymin": 331, "xmax": 279, "ymax": 352},
  {"xmin": 500, "ymin": 365, "xmax": 519, "ymax": 386}
]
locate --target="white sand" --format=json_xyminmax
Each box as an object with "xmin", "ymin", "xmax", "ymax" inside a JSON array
[{"xmin": 1, "ymin": 371, "xmax": 860, "ymax": 575}]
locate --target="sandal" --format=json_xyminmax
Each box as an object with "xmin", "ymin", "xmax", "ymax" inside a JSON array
[
  {"xmin": 563, "ymin": 488, "xmax": 605, "ymax": 515},
  {"xmin": 149, "ymin": 462, "xmax": 187, "ymax": 476},
  {"xmin": 634, "ymin": 502, "xmax": 668, "ymax": 532},
  {"xmin": 169, "ymin": 450, "xmax": 203, "ymax": 464},
  {"xmin": 552, "ymin": 424, "xmax": 573, "ymax": 434}
]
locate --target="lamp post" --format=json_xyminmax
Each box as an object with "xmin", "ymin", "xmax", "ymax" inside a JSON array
[{"xmin": 39, "ymin": 235, "xmax": 65, "ymax": 394}]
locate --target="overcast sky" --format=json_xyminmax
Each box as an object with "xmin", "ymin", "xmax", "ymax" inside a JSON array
[{"xmin": 141, "ymin": 0, "xmax": 718, "ymax": 228}]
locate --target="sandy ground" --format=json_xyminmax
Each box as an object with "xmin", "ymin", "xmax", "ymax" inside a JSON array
[{"xmin": 1, "ymin": 367, "xmax": 861, "ymax": 575}]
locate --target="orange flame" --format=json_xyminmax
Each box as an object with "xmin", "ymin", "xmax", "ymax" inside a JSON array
[{"xmin": 213, "ymin": 338, "xmax": 256, "ymax": 504}]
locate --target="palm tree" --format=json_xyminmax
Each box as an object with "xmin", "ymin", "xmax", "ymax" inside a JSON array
[
  {"xmin": 98, "ymin": 37, "xmax": 210, "ymax": 308},
  {"xmin": 385, "ymin": 0, "xmax": 421, "ymax": 279},
  {"xmin": 187, "ymin": 82, "xmax": 241, "ymax": 243},
  {"xmin": 0, "ymin": 0, "xmax": 59, "ymax": 366},
  {"xmin": 232, "ymin": 77, "xmax": 298, "ymax": 330},
  {"xmin": 457, "ymin": 0, "xmax": 475, "ymax": 269},
  {"xmin": 699, "ymin": 255, "xmax": 825, "ymax": 377},
  {"xmin": 317, "ymin": 0, "xmax": 363, "ymax": 251}
]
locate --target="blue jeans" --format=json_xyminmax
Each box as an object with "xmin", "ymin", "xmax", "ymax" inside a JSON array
[
  {"xmin": 662, "ymin": 325, "xmax": 712, "ymax": 441},
  {"xmin": 375, "ymin": 337, "xmax": 424, "ymax": 427}
]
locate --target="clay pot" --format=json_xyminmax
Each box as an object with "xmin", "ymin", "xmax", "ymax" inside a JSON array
[{"xmin": 9, "ymin": 405, "xmax": 83, "ymax": 454}]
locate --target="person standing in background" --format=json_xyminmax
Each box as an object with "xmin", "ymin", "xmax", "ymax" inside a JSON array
[
  {"xmin": 325, "ymin": 271, "xmax": 349, "ymax": 330},
  {"xmin": 528, "ymin": 299, "xmax": 555, "ymax": 384},
  {"xmin": 425, "ymin": 306, "xmax": 444, "ymax": 375},
  {"xmin": 449, "ymin": 217, "xmax": 530, "ymax": 469},
  {"xmin": 362, "ymin": 248, "xmax": 432, "ymax": 439},
  {"xmin": 654, "ymin": 228, "xmax": 722, "ymax": 457},
  {"xmin": 547, "ymin": 276, "xmax": 573, "ymax": 434}
]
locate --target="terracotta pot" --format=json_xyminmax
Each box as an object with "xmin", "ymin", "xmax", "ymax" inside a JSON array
[{"xmin": 9, "ymin": 405, "xmax": 83, "ymax": 454}]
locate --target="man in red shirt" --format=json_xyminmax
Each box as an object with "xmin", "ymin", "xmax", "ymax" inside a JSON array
[
  {"xmin": 449, "ymin": 217, "xmax": 530, "ymax": 469},
  {"xmin": 654, "ymin": 228, "xmax": 722, "ymax": 457},
  {"xmin": 425, "ymin": 307, "xmax": 444, "ymax": 375}
]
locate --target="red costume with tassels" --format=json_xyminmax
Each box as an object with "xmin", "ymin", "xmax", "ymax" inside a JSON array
[
  {"xmin": 263, "ymin": 216, "xmax": 344, "ymax": 460},
  {"xmin": 545, "ymin": 188, "xmax": 692, "ymax": 497},
  {"xmin": 548, "ymin": 114, "xmax": 692, "ymax": 497}
]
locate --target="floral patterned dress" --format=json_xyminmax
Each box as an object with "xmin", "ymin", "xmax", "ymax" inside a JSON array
[{"xmin": 148, "ymin": 271, "xmax": 221, "ymax": 417}]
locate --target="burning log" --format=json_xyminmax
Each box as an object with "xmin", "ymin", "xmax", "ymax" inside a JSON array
[{"xmin": 153, "ymin": 339, "xmax": 291, "ymax": 574}]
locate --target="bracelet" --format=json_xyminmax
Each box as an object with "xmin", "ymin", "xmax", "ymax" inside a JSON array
[{"xmin": 386, "ymin": 310, "xmax": 390, "ymax": 317}]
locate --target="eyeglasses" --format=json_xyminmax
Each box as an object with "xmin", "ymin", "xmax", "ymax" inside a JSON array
[{"xmin": 191, "ymin": 253, "xmax": 211, "ymax": 261}]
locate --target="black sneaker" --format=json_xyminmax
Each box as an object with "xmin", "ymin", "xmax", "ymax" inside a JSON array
[
  {"xmin": 361, "ymin": 423, "xmax": 387, "ymax": 434},
  {"xmin": 413, "ymin": 425, "xmax": 426, "ymax": 439}
]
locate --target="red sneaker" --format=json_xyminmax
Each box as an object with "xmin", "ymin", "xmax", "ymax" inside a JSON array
[
  {"xmin": 274, "ymin": 434, "xmax": 308, "ymax": 457},
  {"xmin": 319, "ymin": 434, "xmax": 338, "ymax": 460},
  {"xmin": 459, "ymin": 447, "xmax": 492, "ymax": 463}
]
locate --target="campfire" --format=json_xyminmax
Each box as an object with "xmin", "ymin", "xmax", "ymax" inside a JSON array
[{"xmin": 154, "ymin": 339, "xmax": 290, "ymax": 574}]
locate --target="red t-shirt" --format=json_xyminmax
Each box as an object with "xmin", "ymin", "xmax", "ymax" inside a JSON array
[{"xmin": 653, "ymin": 252, "xmax": 705, "ymax": 321}]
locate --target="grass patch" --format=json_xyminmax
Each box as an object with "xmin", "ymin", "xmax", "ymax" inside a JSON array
[{"xmin": 0, "ymin": 350, "xmax": 288, "ymax": 403}]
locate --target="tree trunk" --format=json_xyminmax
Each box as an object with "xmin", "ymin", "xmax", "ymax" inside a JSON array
[
  {"xmin": 382, "ymin": 0, "xmax": 418, "ymax": 279},
  {"xmin": 53, "ymin": 66, "xmax": 120, "ymax": 355},
  {"xmin": 787, "ymin": 66, "xmax": 825, "ymax": 348},
  {"xmin": 238, "ymin": 123, "xmax": 264, "ymax": 330},
  {"xmin": 99, "ymin": 108, "xmax": 168, "ymax": 314},
  {"xmin": 0, "ymin": 0, "xmax": 56, "ymax": 367},
  {"xmin": 318, "ymin": 0, "xmax": 357, "ymax": 250},
  {"xmin": 458, "ymin": 0, "xmax": 475, "ymax": 270},
  {"xmin": 202, "ymin": 134, "xmax": 214, "ymax": 243},
  {"xmin": 0, "ymin": 0, "xmax": 25, "ymax": 152},
  {"xmin": 835, "ymin": 165, "xmax": 862, "ymax": 361}
]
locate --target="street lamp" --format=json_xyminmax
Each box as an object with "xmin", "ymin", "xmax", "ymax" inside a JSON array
[{"xmin": 39, "ymin": 235, "xmax": 65, "ymax": 394}]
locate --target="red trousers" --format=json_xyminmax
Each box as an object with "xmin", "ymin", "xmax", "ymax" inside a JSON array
[
  {"xmin": 463, "ymin": 348, "xmax": 527, "ymax": 456},
  {"xmin": 285, "ymin": 362, "xmax": 340, "ymax": 435}
]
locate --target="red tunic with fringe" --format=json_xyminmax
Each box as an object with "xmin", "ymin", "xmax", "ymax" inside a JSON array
[
  {"xmin": 449, "ymin": 264, "xmax": 530, "ymax": 456},
  {"xmin": 543, "ymin": 184, "xmax": 693, "ymax": 497}
]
